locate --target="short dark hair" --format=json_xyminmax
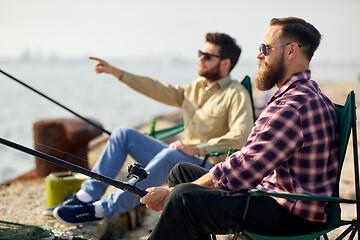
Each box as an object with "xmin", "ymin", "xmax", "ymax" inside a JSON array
[
  {"xmin": 205, "ymin": 32, "xmax": 241, "ymax": 72},
  {"xmin": 270, "ymin": 17, "xmax": 322, "ymax": 62}
]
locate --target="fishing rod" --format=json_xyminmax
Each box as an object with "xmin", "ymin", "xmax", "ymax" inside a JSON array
[
  {"xmin": 0, "ymin": 137, "xmax": 147, "ymax": 198},
  {"xmin": 0, "ymin": 69, "xmax": 111, "ymax": 135}
]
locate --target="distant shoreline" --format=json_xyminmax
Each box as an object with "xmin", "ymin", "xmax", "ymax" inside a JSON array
[{"xmin": 1, "ymin": 60, "xmax": 359, "ymax": 83}]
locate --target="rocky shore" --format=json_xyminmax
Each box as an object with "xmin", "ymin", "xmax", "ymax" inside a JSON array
[{"xmin": 0, "ymin": 82, "xmax": 359, "ymax": 239}]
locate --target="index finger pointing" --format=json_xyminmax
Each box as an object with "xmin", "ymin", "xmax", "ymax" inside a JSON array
[{"xmin": 89, "ymin": 56, "xmax": 103, "ymax": 62}]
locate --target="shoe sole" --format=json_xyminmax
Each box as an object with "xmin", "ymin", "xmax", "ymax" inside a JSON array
[
  {"xmin": 53, "ymin": 207, "xmax": 80, "ymax": 225},
  {"xmin": 53, "ymin": 206, "xmax": 102, "ymax": 225},
  {"xmin": 42, "ymin": 209, "xmax": 55, "ymax": 216}
]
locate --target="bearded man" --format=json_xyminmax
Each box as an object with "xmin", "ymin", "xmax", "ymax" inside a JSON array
[
  {"xmin": 141, "ymin": 17, "xmax": 339, "ymax": 240},
  {"xmin": 51, "ymin": 32, "xmax": 254, "ymax": 225}
]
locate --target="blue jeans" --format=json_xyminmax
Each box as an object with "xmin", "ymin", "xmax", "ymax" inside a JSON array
[{"xmin": 81, "ymin": 126, "xmax": 213, "ymax": 220}]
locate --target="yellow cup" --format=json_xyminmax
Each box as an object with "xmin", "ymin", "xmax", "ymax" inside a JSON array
[{"xmin": 46, "ymin": 171, "xmax": 87, "ymax": 208}]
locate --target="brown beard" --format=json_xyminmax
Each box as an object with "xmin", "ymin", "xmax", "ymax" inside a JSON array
[
  {"xmin": 255, "ymin": 53, "xmax": 285, "ymax": 91},
  {"xmin": 198, "ymin": 61, "xmax": 222, "ymax": 81}
]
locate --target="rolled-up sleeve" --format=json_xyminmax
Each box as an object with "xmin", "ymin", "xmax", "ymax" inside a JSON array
[
  {"xmin": 120, "ymin": 71, "xmax": 184, "ymax": 107},
  {"xmin": 210, "ymin": 104, "xmax": 303, "ymax": 191}
]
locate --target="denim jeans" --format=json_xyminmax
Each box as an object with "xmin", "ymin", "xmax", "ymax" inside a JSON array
[{"xmin": 81, "ymin": 126, "xmax": 213, "ymax": 220}]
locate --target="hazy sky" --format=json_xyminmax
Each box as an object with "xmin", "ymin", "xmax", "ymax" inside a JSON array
[{"xmin": 1, "ymin": 0, "xmax": 359, "ymax": 64}]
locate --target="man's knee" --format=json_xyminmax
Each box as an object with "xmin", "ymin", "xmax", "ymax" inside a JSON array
[
  {"xmin": 172, "ymin": 162, "xmax": 195, "ymax": 174},
  {"xmin": 112, "ymin": 126, "xmax": 135, "ymax": 136},
  {"xmin": 111, "ymin": 126, "xmax": 141, "ymax": 142},
  {"xmin": 168, "ymin": 162, "xmax": 207, "ymax": 187},
  {"xmin": 168, "ymin": 162, "xmax": 193, "ymax": 186}
]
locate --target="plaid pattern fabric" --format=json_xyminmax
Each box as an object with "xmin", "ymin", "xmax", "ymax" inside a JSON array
[{"xmin": 210, "ymin": 70, "xmax": 339, "ymax": 222}]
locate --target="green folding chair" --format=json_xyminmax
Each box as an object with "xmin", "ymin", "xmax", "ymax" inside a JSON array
[
  {"xmin": 224, "ymin": 91, "xmax": 359, "ymax": 240},
  {"xmin": 147, "ymin": 75, "xmax": 255, "ymax": 165}
]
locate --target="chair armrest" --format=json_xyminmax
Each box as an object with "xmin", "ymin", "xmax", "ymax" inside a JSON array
[
  {"xmin": 200, "ymin": 151, "xmax": 227, "ymax": 167},
  {"xmin": 147, "ymin": 120, "xmax": 185, "ymax": 140},
  {"xmin": 206, "ymin": 151, "xmax": 228, "ymax": 157},
  {"xmin": 248, "ymin": 189, "xmax": 358, "ymax": 204},
  {"xmin": 201, "ymin": 148, "xmax": 237, "ymax": 167}
]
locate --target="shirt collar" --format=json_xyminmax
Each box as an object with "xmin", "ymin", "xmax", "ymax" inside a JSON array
[
  {"xmin": 271, "ymin": 70, "xmax": 311, "ymax": 101},
  {"xmin": 202, "ymin": 75, "xmax": 231, "ymax": 90}
]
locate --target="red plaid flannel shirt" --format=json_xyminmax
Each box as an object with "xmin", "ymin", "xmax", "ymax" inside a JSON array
[{"xmin": 210, "ymin": 70, "xmax": 339, "ymax": 222}]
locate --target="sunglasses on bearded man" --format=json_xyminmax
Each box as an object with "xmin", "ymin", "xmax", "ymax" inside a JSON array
[{"xmin": 259, "ymin": 42, "xmax": 302, "ymax": 56}]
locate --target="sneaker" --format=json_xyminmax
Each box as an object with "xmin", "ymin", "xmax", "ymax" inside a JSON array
[
  {"xmin": 43, "ymin": 193, "xmax": 85, "ymax": 216},
  {"xmin": 53, "ymin": 204, "xmax": 103, "ymax": 225}
]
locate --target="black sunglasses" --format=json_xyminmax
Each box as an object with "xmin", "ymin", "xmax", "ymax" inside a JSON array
[
  {"xmin": 198, "ymin": 50, "xmax": 226, "ymax": 61},
  {"xmin": 259, "ymin": 42, "xmax": 302, "ymax": 56}
]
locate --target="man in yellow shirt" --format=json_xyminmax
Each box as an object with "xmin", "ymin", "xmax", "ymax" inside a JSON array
[{"xmin": 52, "ymin": 33, "xmax": 254, "ymax": 225}]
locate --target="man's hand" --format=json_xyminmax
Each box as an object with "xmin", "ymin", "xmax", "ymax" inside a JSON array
[
  {"xmin": 89, "ymin": 57, "xmax": 123, "ymax": 79},
  {"xmin": 140, "ymin": 173, "xmax": 215, "ymax": 211},
  {"xmin": 169, "ymin": 140, "xmax": 200, "ymax": 157},
  {"xmin": 140, "ymin": 186, "xmax": 173, "ymax": 211}
]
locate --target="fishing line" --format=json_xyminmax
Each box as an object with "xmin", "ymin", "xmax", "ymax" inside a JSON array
[
  {"xmin": 0, "ymin": 69, "xmax": 150, "ymax": 187},
  {"xmin": 0, "ymin": 137, "xmax": 147, "ymax": 198},
  {"xmin": 34, "ymin": 141, "xmax": 121, "ymax": 177},
  {"xmin": 0, "ymin": 69, "xmax": 111, "ymax": 135}
]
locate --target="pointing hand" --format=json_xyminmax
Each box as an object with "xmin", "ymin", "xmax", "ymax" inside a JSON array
[{"xmin": 89, "ymin": 57, "xmax": 122, "ymax": 79}]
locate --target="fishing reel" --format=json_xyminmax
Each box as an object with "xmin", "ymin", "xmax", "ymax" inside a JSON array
[{"xmin": 127, "ymin": 163, "xmax": 150, "ymax": 186}]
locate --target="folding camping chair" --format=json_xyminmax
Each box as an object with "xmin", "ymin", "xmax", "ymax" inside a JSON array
[
  {"xmin": 147, "ymin": 75, "xmax": 255, "ymax": 165},
  {"xmin": 225, "ymin": 90, "xmax": 359, "ymax": 240}
]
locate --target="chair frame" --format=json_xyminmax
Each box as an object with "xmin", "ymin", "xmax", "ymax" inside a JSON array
[{"xmin": 230, "ymin": 91, "xmax": 359, "ymax": 240}]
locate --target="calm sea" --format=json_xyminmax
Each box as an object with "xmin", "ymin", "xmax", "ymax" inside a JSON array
[{"xmin": 0, "ymin": 59, "xmax": 358, "ymax": 183}]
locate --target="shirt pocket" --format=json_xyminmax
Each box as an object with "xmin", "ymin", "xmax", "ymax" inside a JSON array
[
  {"xmin": 202, "ymin": 106, "xmax": 226, "ymax": 117},
  {"xmin": 200, "ymin": 105, "xmax": 227, "ymax": 129}
]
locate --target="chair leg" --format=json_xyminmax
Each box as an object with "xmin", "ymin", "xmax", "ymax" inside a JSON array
[
  {"xmin": 348, "ymin": 226, "xmax": 358, "ymax": 240},
  {"xmin": 211, "ymin": 233, "xmax": 217, "ymax": 240},
  {"xmin": 351, "ymin": 92, "xmax": 360, "ymax": 240},
  {"xmin": 336, "ymin": 223, "xmax": 356, "ymax": 240},
  {"xmin": 232, "ymin": 232, "xmax": 239, "ymax": 240}
]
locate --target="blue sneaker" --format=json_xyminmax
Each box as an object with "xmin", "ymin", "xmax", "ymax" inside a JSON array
[
  {"xmin": 53, "ymin": 204, "xmax": 103, "ymax": 225},
  {"xmin": 43, "ymin": 193, "xmax": 85, "ymax": 216}
]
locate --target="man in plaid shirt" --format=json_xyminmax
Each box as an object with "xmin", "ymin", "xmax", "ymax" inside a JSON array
[{"xmin": 141, "ymin": 17, "xmax": 339, "ymax": 239}]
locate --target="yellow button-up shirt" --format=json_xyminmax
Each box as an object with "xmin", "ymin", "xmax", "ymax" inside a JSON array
[{"xmin": 120, "ymin": 71, "xmax": 253, "ymax": 163}]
